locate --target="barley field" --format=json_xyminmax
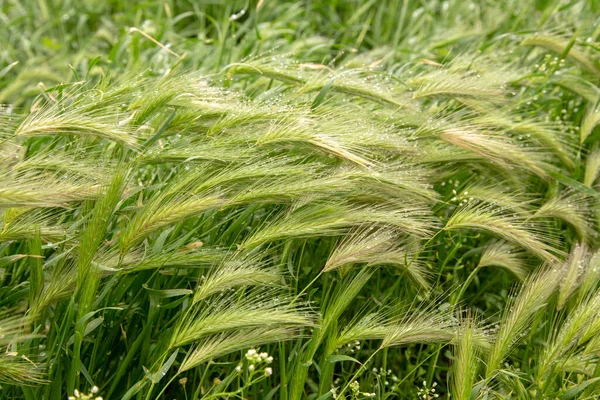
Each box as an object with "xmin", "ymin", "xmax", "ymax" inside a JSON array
[{"xmin": 1, "ymin": 1, "xmax": 600, "ymax": 399}]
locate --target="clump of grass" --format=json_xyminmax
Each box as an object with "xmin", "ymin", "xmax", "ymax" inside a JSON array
[
  {"xmin": 521, "ymin": 33, "xmax": 600, "ymax": 76},
  {"xmin": 485, "ymin": 267, "xmax": 563, "ymax": 378},
  {"xmin": 477, "ymin": 241, "xmax": 529, "ymax": 281},
  {"xmin": 444, "ymin": 203, "xmax": 559, "ymax": 262},
  {"xmin": 451, "ymin": 317, "xmax": 484, "ymax": 400},
  {"xmin": 1, "ymin": 1, "xmax": 600, "ymax": 399}
]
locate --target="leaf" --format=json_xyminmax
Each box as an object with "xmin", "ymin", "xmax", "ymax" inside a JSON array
[
  {"xmin": 326, "ymin": 355, "xmax": 362, "ymax": 365},
  {"xmin": 152, "ymin": 227, "xmax": 174, "ymax": 255},
  {"xmin": 78, "ymin": 360, "xmax": 94, "ymax": 386},
  {"xmin": 151, "ymin": 349, "xmax": 179, "ymax": 383},
  {"xmin": 158, "ymin": 295, "xmax": 189, "ymax": 310},
  {"xmin": 0, "ymin": 254, "xmax": 43, "ymax": 268},
  {"xmin": 470, "ymin": 380, "xmax": 485, "ymax": 400},
  {"xmin": 121, "ymin": 380, "xmax": 148, "ymax": 400},
  {"xmin": 141, "ymin": 109, "xmax": 177, "ymax": 150},
  {"xmin": 143, "ymin": 285, "xmax": 193, "ymax": 298},
  {"xmin": 68, "ymin": 64, "xmax": 79, "ymax": 81},
  {"xmin": 311, "ymin": 79, "xmax": 334, "ymax": 110},
  {"xmin": 67, "ymin": 317, "xmax": 104, "ymax": 346},
  {"xmin": 0, "ymin": 61, "xmax": 19, "ymax": 80},
  {"xmin": 264, "ymin": 384, "xmax": 280, "ymax": 400},
  {"xmin": 559, "ymin": 377, "xmax": 600, "ymax": 400},
  {"xmin": 86, "ymin": 56, "xmax": 102, "ymax": 78},
  {"xmin": 316, "ymin": 392, "xmax": 333, "ymax": 400},
  {"xmin": 549, "ymin": 172, "xmax": 600, "ymax": 200},
  {"xmin": 76, "ymin": 307, "xmax": 122, "ymax": 326}
]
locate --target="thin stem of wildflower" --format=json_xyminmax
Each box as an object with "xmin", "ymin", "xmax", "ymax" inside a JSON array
[
  {"xmin": 338, "ymin": 348, "xmax": 380, "ymax": 397},
  {"xmin": 129, "ymin": 27, "xmax": 184, "ymax": 59},
  {"xmin": 452, "ymin": 267, "xmax": 479, "ymax": 307},
  {"xmin": 144, "ymin": 382, "xmax": 156, "ymax": 400},
  {"xmin": 408, "ymin": 230, "xmax": 443, "ymax": 270},
  {"xmin": 290, "ymin": 270, "xmax": 323, "ymax": 305},
  {"xmin": 202, "ymin": 377, "xmax": 267, "ymax": 400},
  {"xmin": 393, "ymin": 349, "xmax": 441, "ymax": 388},
  {"xmin": 154, "ymin": 374, "xmax": 179, "ymax": 400}
]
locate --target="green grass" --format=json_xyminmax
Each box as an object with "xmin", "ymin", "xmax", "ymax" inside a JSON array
[{"xmin": 1, "ymin": 0, "xmax": 600, "ymax": 399}]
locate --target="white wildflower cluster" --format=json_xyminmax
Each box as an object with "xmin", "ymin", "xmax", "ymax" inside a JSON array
[
  {"xmin": 371, "ymin": 367, "xmax": 399, "ymax": 391},
  {"xmin": 346, "ymin": 340, "xmax": 361, "ymax": 353},
  {"xmin": 417, "ymin": 380, "xmax": 439, "ymax": 399},
  {"xmin": 440, "ymin": 179, "xmax": 460, "ymax": 188},
  {"xmin": 439, "ymin": 180, "xmax": 475, "ymax": 205},
  {"xmin": 450, "ymin": 189, "xmax": 473, "ymax": 205},
  {"xmin": 335, "ymin": 340, "xmax": 361, "ymax": 354},
  {"xmin": 330, "ymin": 386, "xmax": 339, "ymax": 399},
  {"xmin": 245, "ymin": 348, "xmax": 274, "ymax": 364},
  {"xmin": 533, "ymin": 54, "xmax": 566, "ymax": 73},
  {"xmin": 349, "ymin": 380, "xmax": 376, "ymax": 398},
  {"xmin": 235, "ymin": 348, "xmax": 274, "ymax": 377},
  {"xmin": 68, "ymin": 386, "xmax": 102, "ymax": 400}
]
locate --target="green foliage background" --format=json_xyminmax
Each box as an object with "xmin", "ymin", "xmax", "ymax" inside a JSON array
[{"xmin": 1, "ymin": 0, "xmax": 600, "ymax": 399}]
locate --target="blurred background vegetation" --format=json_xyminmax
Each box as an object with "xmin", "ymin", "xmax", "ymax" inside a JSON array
[{"xmin": 2, "ymin": 1, "xmax": 600, "ymax": 399}]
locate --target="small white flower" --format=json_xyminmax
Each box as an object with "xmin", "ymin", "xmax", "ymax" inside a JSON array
[
  {"xmin": 235, "ymin": 365, "xmax": 242, "ymax": 373},
  {"xmin": 265, "ymin": 367, "xmax": 273, "ymax": 376},
  {"xmin": 74, "ymin": 389, "xmax": 80, "ymax": 398},
  {"xmin": 91, "ymin": 386, "xmax": 99, "ymax": 394},
  {"xmin": 266, "ymin": 356, "xmax": 273, "ymax": 363},
  {"xmin": 247, "ymin": 349, "xmax": 257, "ymax": 356},
  {"xmin": 260, "ymin": 352, "xmax": 268, "ymax": 359},
  {"xmin": 248, "ymin": 364, "xmax": 255, "ymax": 372}
]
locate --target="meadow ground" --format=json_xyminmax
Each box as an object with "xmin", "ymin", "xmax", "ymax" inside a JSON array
[{"xmin": 1, "ymin": 1, "xmax": 600, "ymax": 399}]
